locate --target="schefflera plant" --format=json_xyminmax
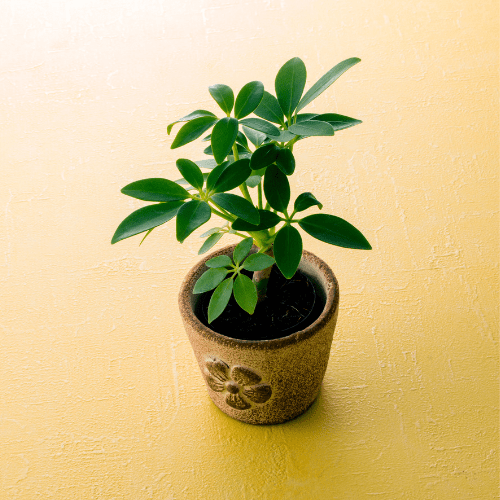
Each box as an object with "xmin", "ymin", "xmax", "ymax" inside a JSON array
[{"xmin": 112, "ymin": 57, "xmax": 371, "ymax": 323}]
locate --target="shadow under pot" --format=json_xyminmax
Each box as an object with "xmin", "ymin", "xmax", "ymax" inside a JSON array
[{"xmin": 178, "ymin": 244, "xmax": 340, "ymax": 425}]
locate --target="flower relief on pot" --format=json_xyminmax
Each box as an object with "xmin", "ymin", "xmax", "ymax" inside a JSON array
[{"xmin": 203, "ymin": 356, "xmax": 272, "ymax": 410}]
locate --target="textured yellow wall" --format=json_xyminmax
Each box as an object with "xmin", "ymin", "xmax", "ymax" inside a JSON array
[{"xmin": 1, "ymin": 0, "xmax": 498, "ymax": 499}]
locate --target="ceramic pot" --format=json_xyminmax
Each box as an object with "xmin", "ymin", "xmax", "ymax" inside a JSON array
[{"xmin": 178, "ymin": 244, "xmax": 339, "ymax": 425}]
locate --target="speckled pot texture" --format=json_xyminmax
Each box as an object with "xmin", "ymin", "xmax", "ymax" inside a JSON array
[{"xmin": 178, "ymin": 245, "xmax": 339, "ymax": 425}]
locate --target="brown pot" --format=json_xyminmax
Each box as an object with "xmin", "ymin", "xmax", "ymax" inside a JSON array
[{"xmin": 178, "ymin": 244, "xmax": 339, "ymax": 425}]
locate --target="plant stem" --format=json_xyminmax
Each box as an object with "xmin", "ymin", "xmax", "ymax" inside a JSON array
[
  {"xmin": 252, "ymin": 245, "xmax": 274, "ymax": 303},
  {"xmin": 257, "ymin": 182, "xmax": 263, "ymax": 209}
]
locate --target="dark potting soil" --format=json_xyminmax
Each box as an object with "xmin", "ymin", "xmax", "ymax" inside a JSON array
[{"xmin": 196, "ymin": 266, "xmax": 324, "ymax": 341}]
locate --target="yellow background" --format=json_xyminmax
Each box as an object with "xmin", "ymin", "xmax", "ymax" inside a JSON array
[{"xmin": 1, "ymin": 1, "xmax": 498, "ymax": 499}]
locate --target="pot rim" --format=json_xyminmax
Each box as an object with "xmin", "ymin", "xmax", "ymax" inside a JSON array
[{"xmin": 178, "ymin": 244, "xmax": 339, "ymax": 351}]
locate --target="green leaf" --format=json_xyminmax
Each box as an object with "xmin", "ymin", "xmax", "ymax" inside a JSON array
[
  {"xmin": 274, "ymin": 130, "xmax": 296, "ymax": 143},
  {"xmin": 241, "ymin": 125, "xmax": 267, "ymax": 147},
  {"xmin": 239, "ymin": 118, "xmax": 280, "ymax": 137},
  {"xmin": 176, "ymin": 158, "xmax": 204, "ymax": 191},
  {"xmin": 275, "ymin": 57, "xmax": 307, "ymax": 118},
  {"xmin": 111, "ymin": 201, "xmax": 185, "ymax": 244},
  {"xmin": 234, "ymin": 81, "xmax": 264, "ymax": 119},
  {"xmin": 175, "ymin": 172, "xmax": 209, "ymax": 191},
  {"xmin": 312, "ymin": 113, "xmax": 362, "ymax": 131},
  {"xmin": 254, "ymin": 91, "xmax": 284, "ymax": 125},
  {"xmin": 297, "ymin": 57, "xmax": 361, "ymax": 113},
  {"xmin": 208, "ymin": 84, "xmax": 234, "ymax": 115},
  {"xmin": 211, "ymin": 193, "xmax": 260, "ymax": 225},
  {"xmin": 236, "ymin": 131, "xmax": 250, "ymax": 150},
  {"xmin": 242, "ymin": 253, "xmax": 275, "ymax": 271},
  {"xmin": 171, "ymin": 116, "xmax": 218, "ymax": 149},
  {"xmin": 121, "ymin": 178, "xmax": 190, "ymax": 202},
  {"xmin": 200, "ymin": 226, "xmax": 223, "ymax": 238},
  {"xmin": 212, "ymin": 158, "xmax": 251, "ymax": 193},
  {"xmin": 250, "ymin": 143, "xmax": 280, "ymax": 170},
  {"xmin": 139, "ymin": 228, "xmax": 154, "ymax": 246},
  {"xmin": 198, "ymin": 232, "xmax": 223, "ymax": 254},
  {"xmin": 232, "ymin": 209, "xmax": 281, "ymax": 231},
  {"xmin": 193, "ymin": 268, "xmax": 229, "ymax": 294},
  {"xmin": 176, "ymin": 200, "xmax": 212, "ymax": 243},
  {"xmin": 294, "ymin": 192, "xmax": 323, "ymax": 212},
  {"xmin": 274, "ymin": 225, "xmax": 302, "ymax": 279},
  {"xmin": 288, "ymin": 121, "xmax": 335, "ymax": 136},
  {"xmin": 195, "ymin": 159, "xmax": 218, "ymax": 170},
  {"xmin": 245, "ymin": 174, "xmax": 262, "ymax": 188},
  {"xmin": 276, "ymin": 148, "xmax": 295, "ymax": 175},
  {"xmin": 206, "ymin": 255, "xmax": 233, "ymax": 268},
  {"xmin": 299, "ymin": 214, "xmax": 371, "ymax": 249},
  {"xmin": 211, "ymin": 117, "xmax": 239, "ymax": 164},
  {"xmin": 206, "ymin": 161, "xmax": 231, "ymax": 192},
  {"xmin": 167, "ymin": 110, "xmax": 216, "ymax": 135},
  {"xmin": 264, "ymin": 164, "xmax": 290, "ymax": 212},
  {"xmin": 233, "ymin": 237, "xmax": 254, "ymax": 264},
  {"xmin": 208, "ymin": 278, "xmax": 234, "ymax": 323},
  {"xmin": 233, "ymin": 274, "xmax": 257, "ymax": 315}
]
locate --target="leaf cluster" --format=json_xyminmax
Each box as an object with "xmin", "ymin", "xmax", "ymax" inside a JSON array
[{"xmin": 112, "ymin": 57, "xmax": 371, "ymax": 322}]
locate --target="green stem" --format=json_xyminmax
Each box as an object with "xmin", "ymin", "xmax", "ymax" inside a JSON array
[
  {"xmin": 209, "ymin": 207, "xmax": 234, "ymax": 223},
  {"xmin": 257, "ymin": 182, "xmax": 263, "ymax": 209}
]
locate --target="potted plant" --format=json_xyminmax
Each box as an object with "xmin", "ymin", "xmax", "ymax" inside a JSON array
[{"xmin": 112, "ymin": 57, "xmax": 371, "ymax": 424}]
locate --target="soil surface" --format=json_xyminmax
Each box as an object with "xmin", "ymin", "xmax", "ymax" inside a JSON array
[{"xmin": 196, "ymin": 266, "xmax": 324, "ymax": 341}]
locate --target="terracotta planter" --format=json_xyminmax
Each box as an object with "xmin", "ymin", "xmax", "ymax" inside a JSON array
[{"xmin": 178, "ymin": 244, "xmax": 339, "ymax": 425}]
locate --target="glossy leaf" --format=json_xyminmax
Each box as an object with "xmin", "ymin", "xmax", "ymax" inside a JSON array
[
  {"xmin": 233, "ymin": 237, "xmax": 254, "ymax": 264},
  {"xmin": 174, "ymin": 172, "xmax": 209, "ymax": 191},
  {"xmin": 200, "ymin": 226, "xmax": 223, "ymax": 238},
  {"xmin": 208, "ymin": 278, "xmax": 234, "ymax": 323},
  {"xmin": 299, "ymin": 214, "xmax": 372, "ymax": 249},
  {"xmin": 250, "ymin": 143, "xmax": 280, "ymax": 170},
  {"xmin": 211, "ymin": 117, "xmax": 239, "ymax": 164},
  {"xmin": 195, "ymin": 159, "xmax": 218, "ymax": 170},
  {"xmin": 276, "ymin": 148, "xmax": 295, "ymax": 175},
  {"xmin": 275, "ymin": 57, "xmax": 307, "ymax": 118},
  {"xmin": 176, "ymin": 200, "xmax": 211, "ymax": 243},
  {"xmin": 242, "ymin": 253, "xmax": 275, "ymax": 272},
  {"xmin": 206, "ymin": 161, "xmax": 231, "ymax": 192},
  {"xmin": 234, "ymin": 81, "xmax": 264, "ymax": 119},
  {"xmin": 242, "ymin": 125, "xmax": 267, "ymax": 147},
  {"xmin": 121, "ymin": 178, "xmax": 190, "ymax": 202},
  {"xmin": 274, "ymin": 130, "xmax": 296, "ymax": 143},
  {"xmin": 171, "ymin": 116, "xmax": 218, "ymax": 149},
  {"xmin": 239, "ymin": 118, "xmax": 280, "ymax": 137},
  {"xmin": 211, "ymin": 193, "xmax": 260, "ymax": 224},
  {"xmin": 198, "ymin": 232, "xmax": 223, "ymax": 254},
  {"xmin": 176, "ymin": 159, "xmax": 204, "ymax": 191},
  {"xmin": 193, "ymin": 267, "xmax": 229, "ymax": 294},
  {"xmin": 297, "ymin": 57, "xmax": 361, "ymax": 112},
  {"xmin": 245, "ymin": 174, "xmax": 262, "ymax": 188},
  {"xmin": 111, "ymin": 201, "xmax": 184, "ymax": 244},
  {"xmin": 274, "ymin": 225, "xmax": 302, "ymax": 279},
  {"xmin": 236, "ymin": 131, "xmax": 250, "ymax": 150},
  {"xmin": 232, "ymin": 209, "xmax": 281, "ymax": 231},
  {"xmin": 206, "ymin": 255, "xmax": 233, "ymax": 268},
  {"xmin": 233, "ymin": 274, "xmax": 257, "ymax": 315},
  {"xmin": 212, "ymin": 158, "xmax": 251, "ymax": 193},
  {"xmin": 294, "ymin": 192, "xmax": 323, "ymax": 212},
  {"xmin": 254, "ymin": 91, "xmax": 284, "ymax": 125},
  {"xmin": 167, "ymin": 110, "xmax": 216, "ymax": 135},
  {"xmin": 288, "ymin": 120, "xmax": 335, "ymax": 136},
  {"xmin": 264, "ymin": 164, "xmax": 290, "ymax": 212},
  {"xmin": 312, "ymin": 113, "xmax": 362, "ymax": 131},
  {"xmin": 208, "ymin": 84, "xmax": 234, "ymax": 115}
]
